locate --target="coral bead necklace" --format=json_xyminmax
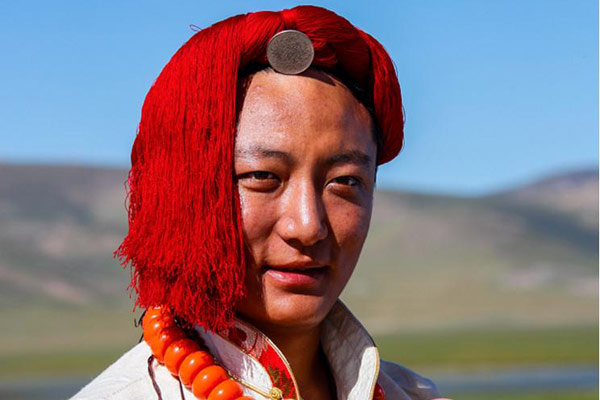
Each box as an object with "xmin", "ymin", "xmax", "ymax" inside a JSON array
[
  {"xmin": 142, "ymin": 306, "xmax": 386, "ymax": 400},
  {"xmin": 143, "ymin": 306, "xmax": 250, "ymax": 400}
]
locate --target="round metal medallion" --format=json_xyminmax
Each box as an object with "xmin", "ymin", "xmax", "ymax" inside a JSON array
[{"xmin": 267, "ymin": 30, "xmax": 314, "ymax": 75}]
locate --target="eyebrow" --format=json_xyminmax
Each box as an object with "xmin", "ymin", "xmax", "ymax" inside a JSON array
[
  {"xmin": 235, "ymin": 145, "xmax": 372, "ymax": 168},
  {"xmin": 235, "ymin": 145, "xmax": 294, "ymax": 164},
  {"xmin": 324, "ymin": 150, "xmax": 372, "ymax": 168}
]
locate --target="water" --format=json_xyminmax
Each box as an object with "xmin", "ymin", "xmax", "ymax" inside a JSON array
[
  {"xmin": 0, "ymin": 366, "xmax": 597, "ymax": 400},
  {"xmin": 0, "ymin": 377, "xmax": 89, "ymax": 400},
  {"xmin": 433, "ymin": 366, "xmax": 598, "ymax": 395}
]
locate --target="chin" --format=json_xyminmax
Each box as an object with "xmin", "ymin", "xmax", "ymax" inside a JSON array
[{"xmin": 237, "ymin": 291, "xmax": 336, "ymax": 332}]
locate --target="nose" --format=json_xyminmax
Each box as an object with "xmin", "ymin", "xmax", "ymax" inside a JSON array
[{"xmin": 278, "ymin": 181, "xmax": 328, "ymax": 247}]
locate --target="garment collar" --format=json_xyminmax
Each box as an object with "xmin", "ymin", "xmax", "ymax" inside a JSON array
[{"xmin": 197, "ymin": 301, "xmax": 380, "ymax": 400}]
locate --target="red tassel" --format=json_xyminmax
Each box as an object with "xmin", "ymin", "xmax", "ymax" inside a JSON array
[{"xmin": 116, "ymin": 6, "xmax": 404, "ymax": 331}]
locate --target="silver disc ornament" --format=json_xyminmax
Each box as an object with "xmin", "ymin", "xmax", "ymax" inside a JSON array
[{"xmin": 267, "ymin": 30, "xmax": 315, "ymax": 75}]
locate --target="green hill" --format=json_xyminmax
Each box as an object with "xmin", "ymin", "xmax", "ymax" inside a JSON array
[
  {"xmin": 346, "ymin": 176, "xmax": 597, "ymax": 331},
  {"xmin": 0, "ymin": 163, "xmax": 596, "ymax": 362}
]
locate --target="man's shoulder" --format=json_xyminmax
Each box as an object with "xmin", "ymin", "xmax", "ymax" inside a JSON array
[
  {"xmin": 69, "ymin": 342, "xmax": 155, "ymax": 400},
  {"xmin": 378, "ymin": 359, "xmax": 443, "ymax": 400}
]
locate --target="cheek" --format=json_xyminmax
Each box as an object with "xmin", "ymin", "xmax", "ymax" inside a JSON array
[
  {"xmin": 239, "ymin": 191, "xmax": 275, "ymax": 257},
  {"xmin": 327, "ymin": 198, "xmax": 373, "ymax": 259}
]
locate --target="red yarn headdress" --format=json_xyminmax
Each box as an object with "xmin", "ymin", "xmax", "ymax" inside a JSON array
[{"xmin": 116, "ymin": 6, "xmax": 404, "ymax": 331}]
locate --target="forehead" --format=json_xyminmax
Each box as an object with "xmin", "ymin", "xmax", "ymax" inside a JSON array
[{"xmin": 236, "ymin": 69, "xmax": 375, "ymax": 155}]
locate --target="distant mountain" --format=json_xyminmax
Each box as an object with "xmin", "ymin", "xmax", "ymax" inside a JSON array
[
  {"xmin": 0, "ymin": 164, "xmax": 128, "ymax": 308},
  {"xmin": 490, "ymin": 169, "xmax": 598, "ymax": 230},
  {"xmin": 0, "ymin": 163, "xmax": 597, "ymax": 335}
]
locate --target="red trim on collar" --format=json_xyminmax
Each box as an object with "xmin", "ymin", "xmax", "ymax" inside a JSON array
[{"xmin": 224, "ymin": 319, "xmax": 299, "ymax": 399}]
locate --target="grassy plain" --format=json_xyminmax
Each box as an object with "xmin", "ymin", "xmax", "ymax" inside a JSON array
[
  {"xmin": 0, "ymin": 167, "xmax": 597, "ymax": 399},
  {"xmin": 0, "ymin": 308, "xmax": 596, "ymax": 378},
  {"xmin": 0, "ymin": 309, "xmax": 597, "ymax": 400},
  {"xmin": 376, "ymin": 324, "xmax": 598, "ymax": 369},
  {"xmin": 376, "ymin": 325, "xmax": 598, "ymax": 400}
]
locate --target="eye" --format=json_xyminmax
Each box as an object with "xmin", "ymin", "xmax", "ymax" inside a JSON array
[
  {"xmin": 331, "ymin": 176, "xmax": 361, "ymax": 187},
  {"xmin": 237, "ymin": 171, "xmax": 280, "ymax": 191},
  {"xmin": 246, "ymin": 171, "xmax": 276, "ymax": 180}
]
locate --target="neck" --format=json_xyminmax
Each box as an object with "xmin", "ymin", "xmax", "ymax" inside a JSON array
[{"xmin": 245, "ymin": 320, "xmax": 336, "ymax": 400}]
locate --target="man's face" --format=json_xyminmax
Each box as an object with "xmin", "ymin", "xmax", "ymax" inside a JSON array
[{"xmin": 234, "ymin": 69, "xmax": 377, "ymax": 332}]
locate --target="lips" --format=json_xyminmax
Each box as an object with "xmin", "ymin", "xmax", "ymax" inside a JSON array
[{"xmin": 262, "ymin": 264, "xmax": 329, "ymax": 290}]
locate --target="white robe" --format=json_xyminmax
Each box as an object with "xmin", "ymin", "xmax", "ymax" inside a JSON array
[{"xmin": 70, "ymin": 301, "xmax": 443, "ymax": 400}]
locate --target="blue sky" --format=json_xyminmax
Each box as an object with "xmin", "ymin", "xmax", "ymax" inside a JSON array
[{"xmin": 1, "ymin": 0, "xmax": 597, "ymax": 195}]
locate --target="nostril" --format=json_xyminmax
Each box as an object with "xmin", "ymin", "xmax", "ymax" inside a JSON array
[
  {"xmin": 278, "ymin": 183, "xmax": 328, "ymax": 246},
  {"xmin": 278, "ymin": 213, "xmax": 328, "ymax": 247}
]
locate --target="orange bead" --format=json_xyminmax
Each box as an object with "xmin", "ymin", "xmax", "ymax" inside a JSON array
[
  {"xmin": 207, "ymin": 380, "xmax": 243, "ymax": 400},
  {"xmin": 143, "ymin": 318, "xmax": 174, "ymax": 344},
  {"xmin": 149, "ymin": 326, "xmax": 186, "ymax": 363},
  {"xmin": 233, "ymin": 397, "xmax": 254, "ymax": 400},
  {"xmin": 143, "ymin": 307, "xmax": 170, "ymax": 325},
  {"xmin": 373, "ymin": 383, "xmax": 386, "ymax": 400},
  {"xmin": 192, "ymin": 365, "xmax": 228, "ymax": 399},
  {"xmin": 164, "ymin": 338, "xmax": 200, "ymax": 375},
  {"xmin": 142, "ymin": 307, "xmax": 173, "ymax": 338},
  {"xmin": 179, "ymin": 351, "xmax": 214, "ymax": 387}
]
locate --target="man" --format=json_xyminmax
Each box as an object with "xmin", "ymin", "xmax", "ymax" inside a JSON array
[{"xmin": 71, "ymin": 6, "xmax": 449, "ymax": 400}]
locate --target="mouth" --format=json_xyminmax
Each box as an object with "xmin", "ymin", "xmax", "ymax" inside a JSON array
[{"xmin": 261, "ymin": 265, "xmax": 329, "ymax": 289}]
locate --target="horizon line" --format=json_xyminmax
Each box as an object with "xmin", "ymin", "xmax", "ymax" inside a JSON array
[{"xmin": 1, "ymin": 158, "xmax": 597, "ymax": 199}]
